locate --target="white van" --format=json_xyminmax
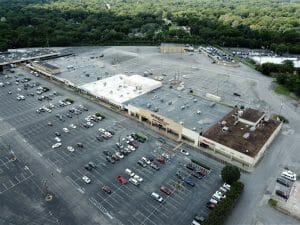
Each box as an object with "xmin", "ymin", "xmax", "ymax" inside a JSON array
[
  {"xmin": 151, "ymin": 192, "xmax": 163, "ymax": 202},
  {"xmin": 281, "ymin": 170, "xmax": 297, "ymax": 181}
]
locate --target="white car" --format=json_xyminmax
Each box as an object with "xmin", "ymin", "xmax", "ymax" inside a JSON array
[
  {"xmin": 281, "ymin": 170, "xmax": 297, "ymax": 181},
  {"xmin": 63, "ymin": 128, "xmax": 69, "ymax": 133},
  {"xmin": 87, "ymin": 122, "xmax": 94, "ymax": 127},
  {"xmin": 215, "ymin": 191, "xmax": 226, "ymax": 199},
  {"xmin": 127, "ymin": 145, "xmax": 135, "ymax": 151},
  {"xmin": 45, "ymin": 108, "xmax": 52, "ymax": 113},
  {"xmin": 115, "ymin": 151, "xmax": 124, "ymax": 159},
  {"xmin": 67, "ymin": 146, "xmax": 74, "ymax": 152},
  {"xmin": 129, "ymin": 177, "xmax": 139, "ymax": 186},
  {"xmin": 141, "ymin": 157, "xmax": 151, "ymax": 165},
  {"xmin": 125, "ymin": 168, "xmax": 135, "ymax": 177},
  {"xmin": 82, "ymin": 176, "xmax": 91, "ymax": 184},
  {"xmin": 85, "ymin": 117, "xmax": 91, "ymax": 122},
  {"xmin": 223, "ymin": 183, "xmax": 231, "ymax": 190},
  {"xmin": 133, "ymin": 174, "xmax": 143, "ymax": 182},
  {"xmin": 54, "ymin": 137, "xmax": 61, "ymax": 142},
  {"xmin": 98, "ymin": 128, "xmax": 105, "ymax": 133},
  {"xmin": 180, "ymin": 149, "xmax": 190, "ymax": 156},
  {"xmin": 52, "ymin": 143, "xmax": 62, "ymax": 149},
  {"xmin": 70, "ymin": 124, "xmax": 77, "ymax": 129}
]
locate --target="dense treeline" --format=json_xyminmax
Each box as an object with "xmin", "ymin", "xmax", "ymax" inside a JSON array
[
  {"xmin": 257, "ymin": 60, "xmax": 300, "ymax": 96},
  {"xmin": 0, "ymin": 0, "xmax": 299, "ymax": 53}
]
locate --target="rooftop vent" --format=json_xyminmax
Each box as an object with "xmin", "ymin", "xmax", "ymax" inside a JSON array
[
  {"xmin": 181, "ymin": 105, "xmax": 185, "ymax": 110},
  {"xmin": 197, "ymin": 110, "xmax": 202, "ymax": 115},
  {"xmin": 243, "ymin": 132, "xmax": 250, "ymax": 139},
  {"xmin": 222, "ymin": 126, "xmax": 229, "ymax": 132},
  {"xmin": 180, "ymin": 121, "xmax": 184, "ymax": 125},
  {"xmin": 250, "ymin": 126, "xmax": 256, "ymax": 132}
]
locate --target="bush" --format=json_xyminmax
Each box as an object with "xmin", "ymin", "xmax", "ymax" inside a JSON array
[
  {"xmin": 64, "ymin": 98, "xmax": 74, "ymax": 104},
  {"xmin": 191, "ymin": 159, "xmax": 211, "ymax": 170},
  {"xmin": 95, "ymin": 112, "xmax": 106, "ymax": 118},
  {"xmin": 202, "ymin": 181, "xmax": 244, "ymax": 225},
  {"xmin": 221, "ymin": 165, "xmax": 240, "ymax": 185},
  {"xmin": 268, "ymin": 198, "xmax": 277, "ymax": 208}
]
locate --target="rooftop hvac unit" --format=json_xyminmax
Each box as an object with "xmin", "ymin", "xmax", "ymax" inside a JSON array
[
  {"xmin": 234, "ymin": 120, "xmax": 239, "ymax": 126},
  {"xmin": 146, "ymin": 103, "xmax": 151, "ymax": 108},
  {"xmin": 250, "ymin": 126, "xmax": 256, "ymax": 132},
  {"xmin": 238, "ymin": 110, "xmax": 243, "ymax": 117},
  {"xmin": 168, "ymin": 101, "xmax": 172, "ymax": 105},
  {"xmin": 181, "ymin": 105, "xmax": 185, "ymax": 110},
  {"xmin": 264, "ymin": 116, "xmax": 270, "ymax": 122},
  {"xmin": 197, "ymin": 110, "xmax": 202, "ymax": 115},
  {"xmin": 193, "ymin": 98, "xmax": 197, "ymax": 103},
  {"xmin": 222, "ymin": 126, "xmax": 229, "ymax": 132},
  {"xmin": 193, "ymin": 127, "xmax": 197, "ymax": 131},
  {"xmin": 180, "ymin": 121, "xmax": 184, "ymax": 125},
  {"xmin": 221, "ymin": 121, "xmax": 227, "ymax": 126},
  {"xmin": 243, "ymin": 132, "xmax": 250, "ymax": 139}
]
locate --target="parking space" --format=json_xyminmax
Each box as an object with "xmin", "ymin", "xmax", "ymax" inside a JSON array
[{"xmin": 0, "ymin": 67, "xmax": 225, "ymax": 225}]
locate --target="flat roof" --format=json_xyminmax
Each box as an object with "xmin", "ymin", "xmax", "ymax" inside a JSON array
[
  {"xmin": 80, "ymin": 74, "xmax": 162, "ymax": 105},
  {"xmin": 240, "ymin": 108, "xmax": 265, "ymax": 123},
  {"xmin": 34, "ymin": 61, "xmax": 59, "ymax": 70},
  {"xmin": 125, "ymin": 86, "xmax": 231, "ymax": 132},
  {"xmin": 203, "ymin": 109, "xmax": 281, "ymax": 157}
]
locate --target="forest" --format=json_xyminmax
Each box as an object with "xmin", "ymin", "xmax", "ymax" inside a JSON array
[{"xmin": 0, "ymin": 0, "xmax": 299, "ymax": 54}]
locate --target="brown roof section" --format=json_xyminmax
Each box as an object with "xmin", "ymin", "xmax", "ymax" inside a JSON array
[
  {"xmin": 203, "ymin": 109, "xmax": 281, "ymax": 157},
  {"xmin": 240, "ymin": 108, "xmax": 264, "ymax": 123}
]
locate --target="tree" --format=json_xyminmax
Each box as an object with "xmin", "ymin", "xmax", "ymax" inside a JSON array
[{"xmin": 221, "ymin": 165, "xmax": 240, "ymax": 185}]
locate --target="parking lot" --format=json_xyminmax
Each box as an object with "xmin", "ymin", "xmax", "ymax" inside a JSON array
[{"xmin": 0, "ymin": 67, "xmax": 225, "ymax": 225}]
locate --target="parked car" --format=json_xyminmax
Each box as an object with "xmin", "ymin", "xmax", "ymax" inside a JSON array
[
  {"xmin": 276, "ymin": 177, "xmax": 290, "ymax": 187},
  {"xmin": 156, "ymin": 155, "xmax": 165, "ymax": 164},
  {"xmin": 180, "ymin": 149, "xmax": 189, "ymax": 155},
  {"xmin": 82, "ymin": 176, "xmax": 91, "ymax": 184},
  {"xmin": 206, "ymin": 202, "xmax": 216, "ymax": 209},
  {"xmin": 117, "ymin": 176, "xmax": 127, "ymax": 185},
  {"xmin": 160, "ymin": 186, "xmax": 172, "ymax": 195},
  {"xmin": 125, "ymin": 168, "xmax": 135, "ymax": 177},
  {"xmin": 129, "ymin": 178, "xmax": 139, "ymax": 186},
  {"xmin": 54, "ymin": 132, "xmax": 61, "ymax": 137},
  {"xmin": 76, "ymin": 142, "xmax": 84, "ymax": 148},
  {"xmin": 96, "ymin": 136, "xmax": 104, "ymax": 142},
  {"xmin": 102, "ymin": 186, "xmax": 112, "ymax": 194},
  {"xmin": 51, "ymin": 143, "xmax": 62, "ymax": 149},
  {"xmin": 150, "ymin": 162, "xmax": 160, "ymax": 170},
  {"xmin": 54, "ymin": 137, "xmax": 61, "ymax": 142},
  {"xmin": 67, "ymin": 146, "xmax": 74, "ymax": 152},
  {"xmin": 106, "ymin": 156, "xmax": 115, "ymax": 164},
  {"xmin": 137, "ymin": 160, "xmax": 147, "ymax": 168},
  {"xmin": 141, "ymin": 157, "xmax": 151, "ymax": 165},
  {"xmin": 275, "ymin": 190, "xmax": 289, "ymax": 200},
  {"xmin": 151, "ymin": 192, "xmax": 163, "ymax": 203},
  {"xmin": 184, "ymin": 177, "xmax": 195, "ymax": 187},
  {"xmin": 84, "ymin": 164, "xmax": 92, "ymax": 171}
]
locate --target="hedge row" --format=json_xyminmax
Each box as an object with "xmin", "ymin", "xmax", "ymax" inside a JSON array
[
  {"xmin": 191, "ymin": 159, "xmax": 211, "ymax": 171},
  {"xmin": 202, "ymin": 181, "xmax": 244, "ymax": 225}
]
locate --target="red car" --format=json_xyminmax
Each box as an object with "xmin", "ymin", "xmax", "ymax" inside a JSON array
[
  {"xmin": 160, "ymin": 186, "xmax": 172, "ymax": 195},
  {"xmin": 156, "ymin": 155, "xmax": 165, "ymax": 164},
  {"xmin": 206, "ymin": 202, "xmax": 216, "ymax": 210},
  {"xmin": 117, "ymin": 175, "xmax": 127, "ymax": 185},
  {"xmin": 102, "ymin": 186, "xmax": 112, "ymax": 194}
]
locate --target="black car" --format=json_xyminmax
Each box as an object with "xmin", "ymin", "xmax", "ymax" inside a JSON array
[
  {"xmin": 84, "ymin": 164, "xmax": 92, "ymax": 171},
  {"xmin": 108, "ymin": 130, "xmax": 115, "ymax": 135},
  {"xmin": 106, "ymin": 156, "xmax": 115, "ymax": 164},
  {"xmin": 186, "ymin": 163, "xmax": 195, "ymax": 171},
  {"xmin": 137, "ymin": 160, "xmax": 147, "ymax": 168},
  {"xmin": 76, "ymin": 143, "xmax": 84, "ymax": 148},
  {"xmin": 83, "ymin": 123, "xmax": 90, "ymax": 129},
  {"xmin": 233, "ymin": 92, "xmax": 241, "ymax": 97},
  {"xmin": 88, "ymin": 161, "xmax": 96, "ymax": 168},
  {"xmin": 54, "ymin": 132, "xmax": 61, "ymax": 137},
  {"xmin": 66, "ymin": 113, "xmax": 72, "ymax": 118},
  {"xmin": 275, "ymin": 190, "xmax": 289, "ymax": 200},
  {"xmin": 192, "ymin": 171, "xmax": 203, "ymax": 179},
  {"xmin": 150, "ymin": 162, "xmax": 160, "ymax": 170},
  {"xmin": 276, "ymin": 177, "xmax": 290, "ymax": 187},
  {"xmin": 103, "ymin": 151, "xmax": 112, "ymax": 157}
]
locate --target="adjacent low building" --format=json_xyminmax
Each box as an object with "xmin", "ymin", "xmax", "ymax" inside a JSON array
[{"xmin": 31, "ymin": 61, "xmax": 60, "ymax": 75}]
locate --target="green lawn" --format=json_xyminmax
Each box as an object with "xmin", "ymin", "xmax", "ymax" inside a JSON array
[{"xmin": 275, "ymin": 84, "xmax": 290, "ymax": 96}]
